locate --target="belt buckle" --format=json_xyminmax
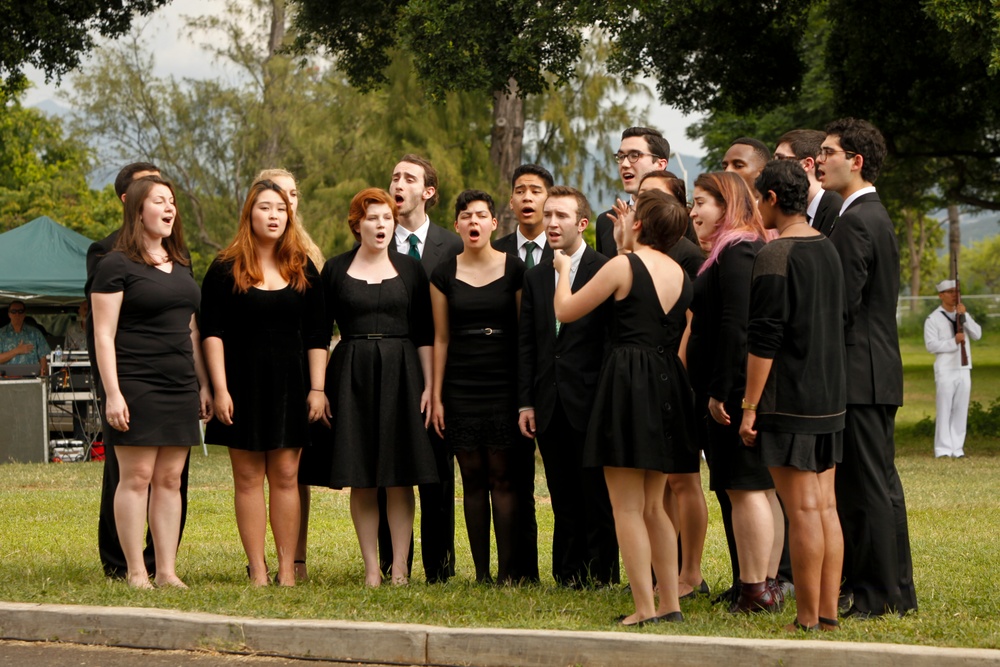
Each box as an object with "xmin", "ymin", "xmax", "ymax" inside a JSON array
[
  {"xmin": 483, "ymin": 327, "xmax": 493, "ymax": 336},
  {"xmin": 366, "ymin": 333, "xmax": 383, "ymax": 340}
]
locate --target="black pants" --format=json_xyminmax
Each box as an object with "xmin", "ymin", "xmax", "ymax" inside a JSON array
[
  {"xmin": 836, "ymin": 404, "xmax": 917, "ymax": 615},
  {"xmin": 98, "ymin": 442, "xmax": 191, "ymax": 578},
  {"xmin": 378, "ymin": 430, "xmax": 456, "ymax": 582},
  {"xmin": 537, "ymin": 403, "xmax": 618, "ymax": 586}
]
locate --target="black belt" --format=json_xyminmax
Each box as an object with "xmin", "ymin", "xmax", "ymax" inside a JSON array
[
  {"xmin": 454, "ymin": 328, "xmax": 505, "ymax": 336},
  {"xmin": 342, "ymin": 333, "xmax": 408, "ymax": 340}
]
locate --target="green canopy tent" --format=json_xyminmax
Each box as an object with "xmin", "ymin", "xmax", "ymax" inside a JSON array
[{"xmin": 0, "ymin": 216, "xmax": 93, "ymax": 307}]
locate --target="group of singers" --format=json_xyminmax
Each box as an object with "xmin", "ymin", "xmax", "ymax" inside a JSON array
[{"xmin": 86, "ymin": 117, "xmax": 916, "ymax": 633}]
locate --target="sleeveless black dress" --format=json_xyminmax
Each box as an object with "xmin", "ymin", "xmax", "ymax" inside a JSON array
[{"xmin": 583, "ymin": 253, "xmax": 697, "ymax": 472}]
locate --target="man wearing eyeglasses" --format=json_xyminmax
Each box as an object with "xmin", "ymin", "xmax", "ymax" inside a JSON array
[
  {"xmin": 0, "ymin": 301, "xmax": 50, "ymax": 374},
  {"xmin": 773, "ymin": 129, "xmax": 843, "ymax": 236},
  {"xmin": 817, "ymin": 117, "xmax": 916, "ymax": 620},
  {"xmin": 595, "ymin": 127, "xmax": 670, "ymax": 258}
]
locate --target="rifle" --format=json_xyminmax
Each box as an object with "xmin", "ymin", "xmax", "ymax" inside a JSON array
[{"xmin": 953, "ymin": 254, "xmax": 969, "ymax": 366}]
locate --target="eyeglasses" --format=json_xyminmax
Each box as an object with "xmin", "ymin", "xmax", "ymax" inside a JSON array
[
  {"xmin": 8, "ymin": 308, "xmax": 25, "ymax": 314},
  {"xmin": 773, "ymin": 153, "xmax": 799, "ymax": 161},
  {"xmin": 817, "ymin": 147, "xmax": 858, "ymax": 160},
  {"xmin": 613, "ymin": 150, "xmax": 659, "ymax": 164}
]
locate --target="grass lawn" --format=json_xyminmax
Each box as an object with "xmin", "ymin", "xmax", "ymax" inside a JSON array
[{"xmin": 1, "ymin": 332, "xmax": 999, "ymax": 650}]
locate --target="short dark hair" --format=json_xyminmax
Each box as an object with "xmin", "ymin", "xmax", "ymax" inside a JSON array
[
  {"xmin": 546, "ymin": 185, "xmax": 592, "ymax": 223},
  {"xmin": 454, "ymin": 189, "xmax": 496, "ymax": 219},
  {"xmin": 398, "ymin": 154, "xmax": 439, "ymax": 209},
  {"xmin": 824, "ymin": 117, "xmax": 887, "ymax": 184},
  {"xmin": 8, "ymin": 300, "xmax": 26, "ymax": 311},
  {"xmin": 775, "ymin": 129, "xmax": 825, "ymax": 160},
  {"xmin": 511, "ymin": 164, "xmax": 554, "ymax": 189},
  {"xmin": 622, "ymin": 126, "xmax": 671, "ymax": 161},
  {"xmin": 638, "ymin": 169, "xmax": 687, "ymax": 204},
  {"xmin": 730, "ymin": 137, "xmax": 771, "ymax": 166},
  {"xmin": 755, "ymin": 160, "xmax": 810, "ymax": 217},
  {"xmin": 114, "ymin": 162, "xmax": 160, "ymax": 199},
  {"xmin": 634, "ymin": 189, "xmax": 688, "ymax": 254}
]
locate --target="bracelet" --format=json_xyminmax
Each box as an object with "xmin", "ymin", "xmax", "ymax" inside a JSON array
[
  {"xmin": 310, "ymin": 388, "xmax": 324, "ymax": 393},
  {"xmin": 741, "ymin": 398, "xmax": 758, "ymax": 411}
]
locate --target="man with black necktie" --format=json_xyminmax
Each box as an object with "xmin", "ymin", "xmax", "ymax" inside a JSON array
[
  {"xmin": 595, "ymin": 127, "xmax": 670, "ymax": 258},
  {"xmin": 490, "ymin": 163, "xmax": 553, "ymax": 583},
  {"xmin": 818, "ymin": 118, "xmax": 916, "ymax": 619},
  {"xmin": 492, "ymin": 164, "xmax": 554, "ymax": 267},
  {"xmin": 378, "ymin": 154, "xmax": 463, "ymax": 582},
  {"xmin": 518, "ymin": 186, "xmax": 619, "ymax": 587},
  {"xmin": 773, "ymin": 129, "xmax": 843, "ymax": 236}
]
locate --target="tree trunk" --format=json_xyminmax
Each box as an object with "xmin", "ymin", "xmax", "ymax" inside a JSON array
[
  {"xmin": 902, "ymin": 208, "xmax": 920, "ymax": 311},
  {"xmin": 259, "ymin": 0, "xmax": 286, "ymax": 167},
  {"xmin": 948, "ymin": 203, "xmax": 961, "ymax": 275},
  {"xmin": 490, "ymin": 78, "xmax": 524, "ymax": 237}
]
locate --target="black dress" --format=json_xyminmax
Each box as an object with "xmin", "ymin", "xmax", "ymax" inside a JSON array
[
  {"xmin": 583, "ymin": 253, "xmax": 697, "ymax": 472},
  {"xmin": 90, "ymin": 251, "xmax": 202, "ymax": 447},
  {"xmin": 688, "ymin": 239, "xmax": 772, "ymax": 491},
  {"xmin": 429, "ymin": 254, "xmax": 526, "ymax": 451},
  {"xmin": 299, "ymin": 250, "xmax": 438, "ymax": 489},
  {"xmin": 200, "ymin": 258, "xmax": 327, "ymax": 452}
]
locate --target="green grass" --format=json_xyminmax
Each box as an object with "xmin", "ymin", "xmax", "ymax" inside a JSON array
[{"xmin": 2, "ymin": 338, "xmax": 1000, "ymax": 650}]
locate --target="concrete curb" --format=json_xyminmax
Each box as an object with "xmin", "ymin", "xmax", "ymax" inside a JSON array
[{"xmin": 0, "ymin": 601, "xmax": 998, "ymax": 667}]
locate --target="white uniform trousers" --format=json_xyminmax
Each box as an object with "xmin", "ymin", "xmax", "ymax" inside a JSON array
[{"xmin": 934, "ymin": 368, "xmax": 971, "ymax": 458}]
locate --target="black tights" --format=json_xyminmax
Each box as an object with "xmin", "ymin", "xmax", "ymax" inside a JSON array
[{"xmin": 455, "ymin": 447, "xmax": 518, "ymax": 583}]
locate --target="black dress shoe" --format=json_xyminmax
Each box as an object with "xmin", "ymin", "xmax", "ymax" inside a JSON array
[
  {"xmin": 680, "ymin": 580, "xmax": 710, "ymax": 600},
  {"xmin": 654, "ymin": 611, "xmax": 684, "ymax": 623},
  {"xmin": 842, "ymin": 605, "xmax": 875, "ymax": 620},
  {"xmin": 711, "ymin": 582, "xmax": 741, "ymax": 606},
  {"xmin": 615, "ymin": 614, "xmax": 655, "ymax": 627},
  {"xmin": 838, "ymin": 591, "xmax": 855, "ymax": 615}
]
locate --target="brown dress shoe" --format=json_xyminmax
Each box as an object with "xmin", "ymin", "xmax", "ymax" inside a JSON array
[{"xmin": 729, "ymin": 580, "xmax": 781, "ymax": 614}]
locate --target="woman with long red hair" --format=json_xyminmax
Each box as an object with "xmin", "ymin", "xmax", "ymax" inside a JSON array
[
  {"xmin": 201, "ymin": 179, "xmax": 328, "ymax": 587},
  {"xmin": 299, "ymin": 188, "xmax": 438, "ymax": 587},
  {"xmin": 687, "ymin": 172, "xmax": 785, "ymax": 613}
]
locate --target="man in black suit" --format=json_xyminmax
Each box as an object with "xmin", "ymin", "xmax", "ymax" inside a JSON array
[
  {"xmin": 491, "ymin": 164, "xmax": 554, "ymax": 267},
  {"xmin": 490, "ymin": 163, "xmax": 554, "ymax": 583},
  {"xmin": 595, "ymin": 127, "xmax": 670, "ymax": 258},
  {"xmin": 518, "ymin": 185, "xmax": 618, "ymax": 587},
  {"xmin": 379, "ymin": 154, "xmax": 463, "ymax": 582},
  {"xmin": 818, "ymin": 118, "xmax": 916, "ymax": 618},
  {"xmin": 774, "ymin": 129, "xmax": 843, "ymax": 236},
  {"xmin": 722, "ymin": 137, "xmax": 770, "ymax": 198},
  {"xmin": 88, "ymin": 162, "xmax": 193, "ymax": 579}
]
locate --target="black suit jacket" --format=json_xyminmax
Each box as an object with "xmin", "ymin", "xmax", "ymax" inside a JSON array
[
  {"xmin": 813, "ymin": 189, "xmax": 843, "ymax": 237},
  {"xmin": 828, "ymin": 191, "xmax": 903, "ymax": 406},
  {"xmin": 517, "ymin": 247, "xmax": 611, "ymax": 433},
  {"xmin": 595, "ymin": 211, "xmax": 616, "ymax": 259},
  {"xmin": 492, "ymin": 231, "xmax": 554, "ymax": 263},
  {"xmin": 391, "ymin": 222, "xmax": 463, "ymax": 278}
]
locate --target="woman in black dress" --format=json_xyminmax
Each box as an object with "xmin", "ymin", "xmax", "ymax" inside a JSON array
[
  {"xmin": 739, "ymin": 161, "xmax": 846, "ymax": 631},
  {"xmin": 554, "ymin": 190, "xmax": 694, "ymax": 625},
  {"xmin": 201, "ymin": 179, "xmax": 328, "ymax": 587},
  {"xmin": 91, "ymin": 176, "xmax": 213, "ymax": 589},
  {"xmin": 299, "ymin": 187, "xmax": 437, "ymax": 587},
  {"xmin": 430, "ymin": 190, "xmax": 526, "ymax": 584},
  {"xmin": 688, "ymin": 171, "xmax": 783, "ymax": 613}
]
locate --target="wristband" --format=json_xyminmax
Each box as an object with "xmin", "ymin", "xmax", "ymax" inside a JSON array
[
  {"xmin": 310, "ymin": 388, "xmax": 324, "ymax": 393},
  {"xmin": 741, "ymin": 398, "xmax": 758, "ymax": 411}
]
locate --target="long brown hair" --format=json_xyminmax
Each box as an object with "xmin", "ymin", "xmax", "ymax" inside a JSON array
[
  {"xmin": 217, "ymin": 180, "xmax": 310, "ymax": 293},
  {"xmin": 114, "ymin": 176, "xmax": 191, "ymax": 266}
]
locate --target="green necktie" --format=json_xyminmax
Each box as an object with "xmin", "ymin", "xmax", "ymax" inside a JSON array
[
  {"xmin": 407, "ymin": 233, "xmax": 421, "ymax": 260},
  {"xmin": 523, "ymin": 240, "xmax": 538, "ymax": 269}
]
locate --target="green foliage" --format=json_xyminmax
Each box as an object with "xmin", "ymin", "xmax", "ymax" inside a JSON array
[
  {"xmin": 524, "ymin": 31, "xmax": 652, "ymax": 206},
  {"xmin": 0, "ymin": 0, "xmax": 170, "ymax": 98},
  {"xmin": 0, "ymin": 92, "xmax": 119, "ymax": 238},
  {"xmin": 963, "ymin": 233, "xmax": 1000, "ymax": 294},
  {"xmin": 967, "ymin": 397, "xmax": 1000, "ymax": 437},
  {"xmin": 292, "ymin": 0, "xmax": 594, "ymax": 99},
  {"xmin": 601, "ymin": 0, "xmax": 813, "ymax": 115}
]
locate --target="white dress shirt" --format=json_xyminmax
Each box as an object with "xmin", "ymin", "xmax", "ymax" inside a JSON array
[
  {"xmin": 838, "ymin": 185, "xmax": 877, "ymax": 216},
  {"xmin": 395, "ymin": 216, "xmax": 431, "ymax": 257},
  {"xmin": 924, "ymin": 306, "xmax": 982, "ymax": 373},
  {"xmin": 516, "ymin": 228, "xmax": 547, "ymax": 265}
]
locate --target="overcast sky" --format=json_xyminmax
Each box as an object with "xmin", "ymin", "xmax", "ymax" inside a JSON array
[{"xmin": 23, "ymin": 0, "xmax": 706, "ymax": 157}]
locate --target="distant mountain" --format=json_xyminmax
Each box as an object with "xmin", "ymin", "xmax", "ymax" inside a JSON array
[
  {"xmin": 31, "ymin": 98, "xmax": 72, "ymax": 118},
  {"xmin": 958, "ymin": 211, "xmax": 1000, "ymax": 248}
]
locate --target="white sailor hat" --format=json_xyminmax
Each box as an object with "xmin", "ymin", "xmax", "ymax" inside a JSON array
[{"xmin": 936, "ymin": 279, "xmax": 957, "ymax": 292}]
